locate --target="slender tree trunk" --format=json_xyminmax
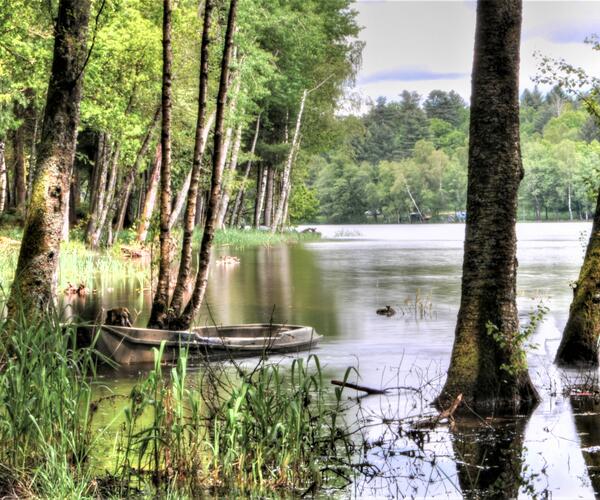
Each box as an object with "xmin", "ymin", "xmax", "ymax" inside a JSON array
[
  {"xmin": 264, "ymin": 165, "xmax": 274, "ymax": 227},
  {"xmin": 0, "ymin": 140, "xmax": 6, "ymax": 213},
  {"xmin": 168, "ymin": 111, "xmax": 215, "ymax": 230},
  {"xmin": 555, "ymin": 187, "xmax": 600, "ymax": 365},
  {"xmin": 568, "ymin": 183, "xmax": 574, "ymax": 221},
  {"xmin": 12, "ymin": 120, "xmax": 27, "ymax": 215},
  {"xmin": 90, "ymin": 144, "xmax": 119, "ymax": 248},
  {"xmin": 168, "ymin": 0, "xmax": 215, "ymax": 320},
  {"xmin": 271, "ymin": 89, "xmax": 307, "ymax": 232},
  {"xmin": 216, "ymin": 122, "xmax": 243, "ymax": 229},
  {"xmin": 136, "ymin": 144, "xmax": 162, "ymax": 243},
  {"xmin": 148, "ymin": 0, "xmax": 174, "ymax": 329},
  {"xmin": 7, "ymin": 0, "xmax": 91, "ymax": 315},
  {"xmin": 26, "ymin": 115, "xmax": 39, "ymax": 207},
  {"xmin": 254, "ymin": 163, "xmax": 267, "ymax": 228},
  {"xmin": 174, "ymin": 0, "xmax": 238, "ymax": 330},
  {"xmin": 112, "ymin": 105, "xmax": 161, "ymax": 243},
  {"xmin": 231, "ymin": 114, "xmax": 260, "ymax": 227},
  {"xmin": 435, "ymin": 0, "xmax": 538, "ymax": 413},
  {"xmin": 86, "ymin": 133, "xmax": 109, "ymax": 243}
]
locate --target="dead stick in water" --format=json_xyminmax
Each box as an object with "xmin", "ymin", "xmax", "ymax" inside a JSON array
[{"xmin": 331, "ymin": 380, "xmax": 387, "ymax": 395}]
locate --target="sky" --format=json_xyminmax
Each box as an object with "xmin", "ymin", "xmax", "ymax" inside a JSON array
[{"xmin": 347, "ymin": 0, "xmax": 600, "ymax": 110}]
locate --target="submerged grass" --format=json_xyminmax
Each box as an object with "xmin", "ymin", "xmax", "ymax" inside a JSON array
[{"xmin": 0, "ymin": 309, "xmax": 354, "ymax": 498}]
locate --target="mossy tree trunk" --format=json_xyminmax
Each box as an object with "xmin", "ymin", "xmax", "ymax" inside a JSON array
[
  {"xmin": 7, "ymin": 0, "xmax": 91, "ymax": 314},
  {"xmin": 148, "ymin": 0, "xmax": 174, "ymax": 329},
  {"xmin": 555, "ymin": 187, "xmax": 600, "ymax": 365},
  {"xmin": 436, "ymin": 0, "xmax": 539, "ymax": 413}
]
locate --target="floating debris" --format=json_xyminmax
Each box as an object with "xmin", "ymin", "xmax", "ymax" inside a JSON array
[
  {"xmin": 376, "ymin": 305, "xmax": 396, "ymax": 317},
  {"xmin": 217, "ymin": 255, "xmax": 240, "ymax": 265}
]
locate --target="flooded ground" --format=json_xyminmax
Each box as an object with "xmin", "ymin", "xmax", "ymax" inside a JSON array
[{"xmin": 68, "ymin": 222, "xmax": 600, "ymax": 498}]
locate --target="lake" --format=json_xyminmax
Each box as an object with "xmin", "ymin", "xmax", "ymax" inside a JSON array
[{"xmin": 71, "ymin": 222, "xmax": 600, "ymax": 498}]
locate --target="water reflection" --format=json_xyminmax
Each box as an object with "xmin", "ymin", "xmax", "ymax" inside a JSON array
[{"xmin": 572, "ymin": 396, "xmax": 600, "ymax": 496}]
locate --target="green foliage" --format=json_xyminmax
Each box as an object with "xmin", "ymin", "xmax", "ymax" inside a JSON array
[{"xmin": 486, "ymin": 304, "xmax": 548, "ymax": 377}]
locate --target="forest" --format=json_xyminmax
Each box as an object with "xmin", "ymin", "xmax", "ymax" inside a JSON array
[{"xmin": 2, "ymin": 0, "xmax": 600, "ymax": 498}]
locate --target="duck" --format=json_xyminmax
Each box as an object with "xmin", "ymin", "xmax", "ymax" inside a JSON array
[{"xmin": 376, "ymin": 305, "xmax": 396, "ymax": 317}]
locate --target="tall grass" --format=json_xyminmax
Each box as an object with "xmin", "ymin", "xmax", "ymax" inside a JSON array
[
  {"xmin": 0, "ymin": 311, "xmax": 101, "ymax": 497},
  {"xmin": 114, "ymin": 349, "xmax": 353, "ymax": 496},
  {"xmin": 0, "ymin": 309, "xmax": 354, "ymax": 497}
]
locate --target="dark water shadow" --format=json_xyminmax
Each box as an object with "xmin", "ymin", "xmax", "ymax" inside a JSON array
[
  {"xmin": 451, "ymin": 414, "xmax": 533, "ymax": 498},
  {"xmin": 571, "ymin": 395, "xmax": 600, "ymax": 497}
]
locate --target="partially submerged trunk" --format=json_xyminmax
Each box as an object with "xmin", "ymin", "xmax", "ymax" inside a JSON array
[
  {"xmin": 168, "ymin": 0, "xmax": 215, "ymax": 320},
  {"xmin": 7, "ymin": 0, "xmax": 91, "ymax": 314},
  {"xmin": 174, "ymin": 0, "xmax": 238, "ymax": 330},
  {"xmin": 555, "ymin": 187, "xmax": 600, "ymax": 365},
  {"xmin": 148, "ymin": 0, "xmax": 174, "ymax": 329},
  {"xmin": 435, "ymin": 0, "xmax": 538, "ymax": 414},
  {"xmin": 231, "ymin": 114, "xmax": 260, "ymax": 227},
  {"xmin": 136, "ymin": 144, "xmax": 161, "ymax": 243}
]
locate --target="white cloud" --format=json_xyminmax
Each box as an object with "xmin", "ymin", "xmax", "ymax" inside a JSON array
[{"xmin": 350, "ymin": 1, "xmax": 600, "ymax": 109}]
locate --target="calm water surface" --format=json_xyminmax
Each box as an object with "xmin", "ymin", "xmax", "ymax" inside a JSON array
[{"xmin": 71, "ymin": 222, "xmax": 600, "ymax": 498}]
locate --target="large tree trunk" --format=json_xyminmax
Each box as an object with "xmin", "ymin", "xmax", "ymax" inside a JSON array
[
  {"xmin": 216, "ymin": 122, "xmax": 243, "ymax": 228},
  {"xmin": 7, "ymin": 0, "xmax": 91, "ymax": 314},
  {"xmin": 555, "ymin": 187, "xmax": 600, "ymax": 365},
  {"xmin": 148, "ymin": 0, "xmax": 174, "ymax": 329},
  {"xmin": 111, "ymin": 105, "xmax": 161, "ymax": 244},
  {"xmin": 136, "ymin": 144, "xmax": 162, "ymax": 243},
  {"xmin": 254, "ymin": 163, "xmax": 267, "ymax": 228},
  {"xmin": 271, "ymin": 89, "xmax": 307, "ymax": 232},
  {"xmin": 231, "ymin": 114, "xmax": 260, "ymax": 227},
  {"xmin": 435, "ymin": 0, "xmax": 538, "ymax": 414},
  {"xmin": 168, "ymin": 0, "xmax": 215, "ymax": 320},
  {"xmin": 168, "ymin": 111, "xmax": 215, "ymax": 230},
  {"xmin": 174, "ymin": 0, "xmax": 238, "ymax": 330}
]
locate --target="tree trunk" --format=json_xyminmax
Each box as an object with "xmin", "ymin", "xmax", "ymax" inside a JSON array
[
  {"xmin": 254, "ymin": 163, "xmax": 267, "ymax": 228},
  {"xmin": 90, "ymin": 144, "xmax": 120, "ymax": 248},
  {"xmin": 568, "ymin": 183, "xmax": 573, "ymax": 221},
  {"xmin": 271, "ymin": 89, "xmax": 307, "ymax": 232},
  {"xmin": 264, "ymin": 165, "xmax": 274, "ymax": 227},
  {"xmin": 0, "ymin": 140, "xmax": 6, "ymax": 213},
  {"xmin": 7, "ymin": 0, "xmax": 91, "ymax": 314},
  {"xmin": 112, "ymin": 105, "xmax": 161, "ymax": 243},
  {"xmin": 86, "ymin": 133, "xmax": 109, "ymax": 243},
  {"xmin": 168, "ymin": 0, "xmax": 215, "ymax": 320},
  {"xmin": 168, "ymin": 111, "xmax": 215, "ymax": 230},
  {"xmin": 26, "ymin": 115, "xmax": 39, "ymax": 207},
  {"xmin": 216, "ymin": 122, "xmax": 243, "ymax": 229},
  {"xmin": 231, "ymin": 114, "xmax": 260, "ymax": 227},
  {"xmin": 148, "ymin": 0, "xmax": 174, "ymax": 329},
  {"xmin": 555, "ymin": 187, "xmax": 600, "ymax": 365},
  {"xmin": 12, "ymin": 120, "xmax": 27, "ymax": 215},
  {"xmin": 435, "ymin": 0, "xmax": 538, "ymax": 413},
  {"xmin": 136, "ymin": 144, "xmax": 162, "ymax": 243},
  {"xmin": 174, "ymin": 0, "xmax": 238, "ymax": 330}
]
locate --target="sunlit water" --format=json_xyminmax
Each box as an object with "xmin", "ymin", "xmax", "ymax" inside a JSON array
[{"xmin": 67, "ymin": 222, "xmax": 600, "ymax": 498}]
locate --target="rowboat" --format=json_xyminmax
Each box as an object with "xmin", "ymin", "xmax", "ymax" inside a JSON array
[{"xmin": 95, "ymin": 323, "xmax": 322, "ymax": 364}]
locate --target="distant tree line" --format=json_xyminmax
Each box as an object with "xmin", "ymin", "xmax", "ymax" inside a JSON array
[{"xmin": 307, "ymin": 86, "xmax": 600, "ymax": 224}]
